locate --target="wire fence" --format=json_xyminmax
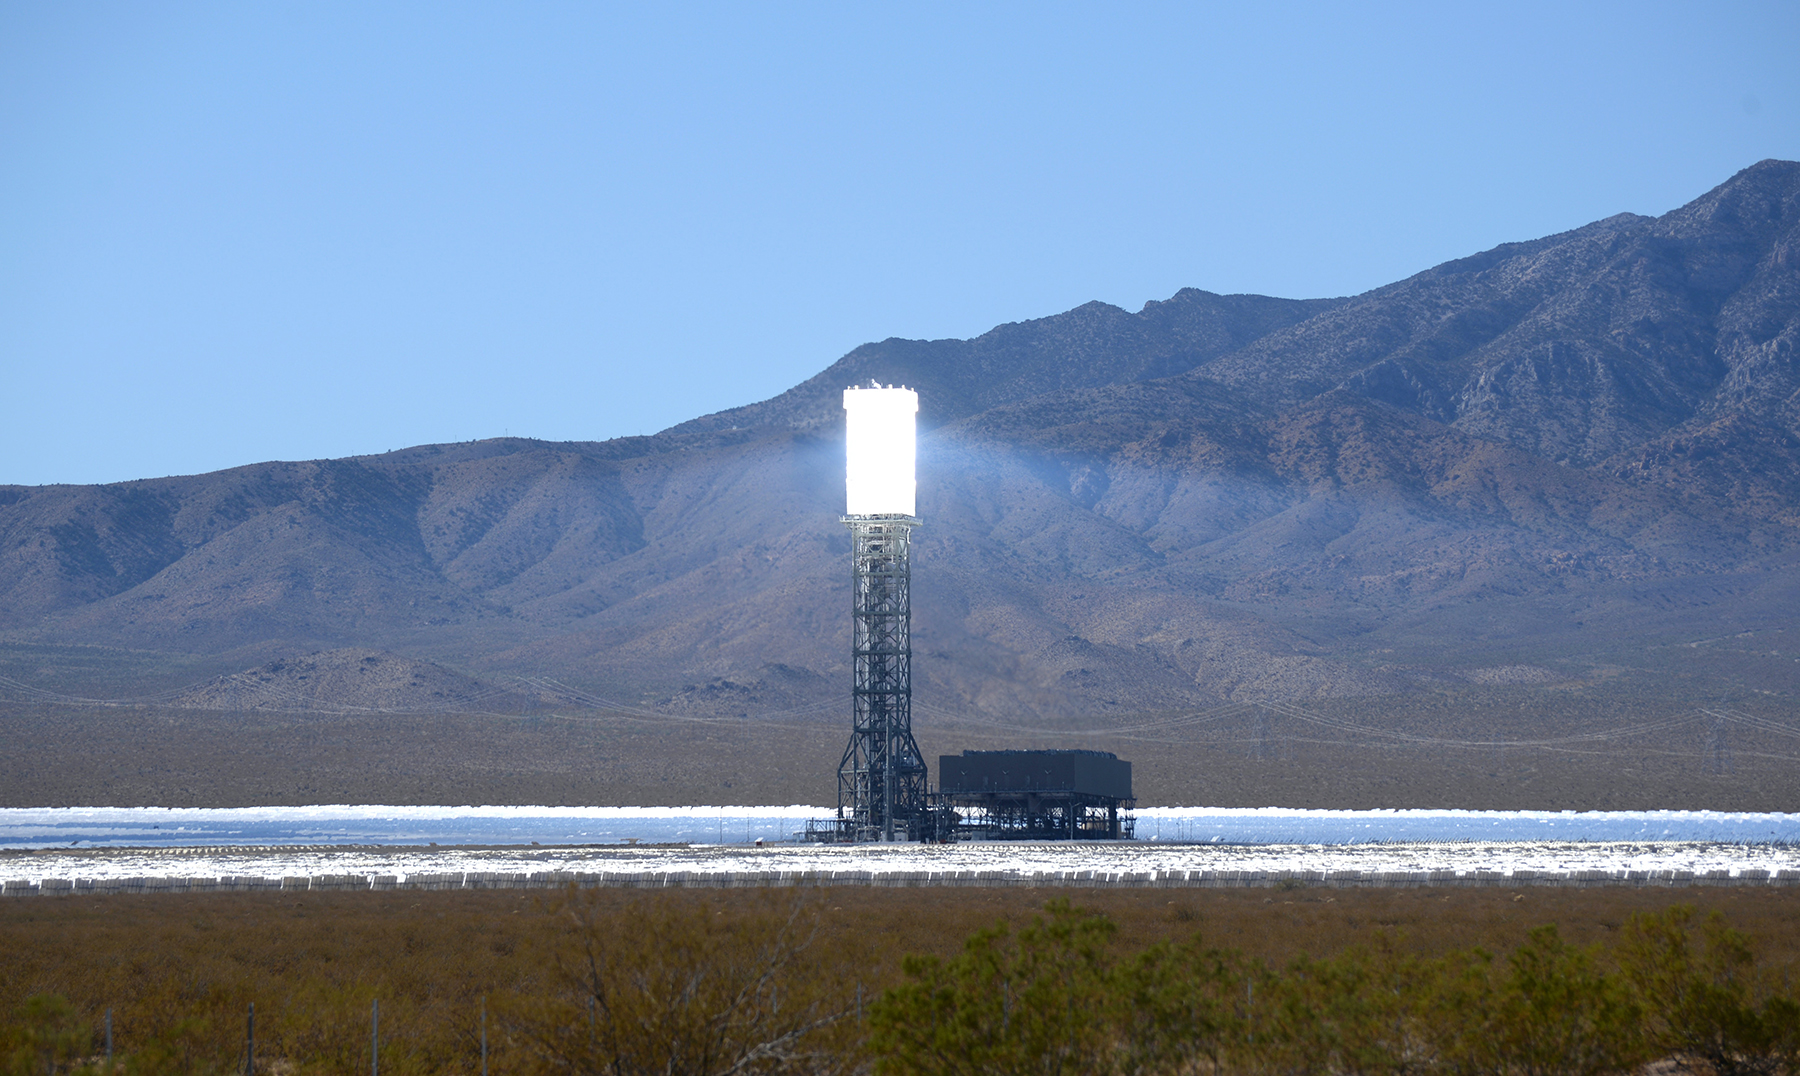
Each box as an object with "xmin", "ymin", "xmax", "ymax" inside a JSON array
[{"xmin": 6, "ymin": 865, "xmax": 1800, "ymax": 898}]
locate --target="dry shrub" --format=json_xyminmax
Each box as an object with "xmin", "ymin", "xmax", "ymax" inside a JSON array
[
  {"xmin": 513, "ymin": 889, "xmax": 854, "ymax": 1076},
  {"xmin": 3, "ymin": 885, "xmax": 1799, "ymax": 1073}
]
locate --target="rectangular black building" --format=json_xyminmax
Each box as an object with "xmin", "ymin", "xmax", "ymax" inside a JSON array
[
  {"xmin": 933, "ymin": 749, "xmax": 1134, "ymax": 840},
  {"xmin": 939, "ymin": 749, "xmax": 1132, "ymax": 800}
]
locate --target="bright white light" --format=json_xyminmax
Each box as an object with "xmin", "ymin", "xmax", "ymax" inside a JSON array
[{"xmin": 843, "ymin": 385, "xmax": 917, "ymax": 516}]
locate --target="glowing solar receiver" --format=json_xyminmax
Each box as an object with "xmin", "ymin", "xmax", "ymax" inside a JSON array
[{"xmin": 843, "ymin": 384, "xmax": 918, "ymax": 516}]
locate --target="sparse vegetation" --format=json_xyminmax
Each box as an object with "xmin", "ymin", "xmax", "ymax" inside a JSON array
[
  {"xmin": 4, "ymin": 886, "xmax": 1799, "ymax": 1073},
  {"xmin": 5, "ymin": 685, "xmax": 1799, "ymax": 810}
]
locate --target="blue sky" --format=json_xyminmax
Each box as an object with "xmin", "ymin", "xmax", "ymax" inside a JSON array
[{"xmin": 3, "ymin": 1, "xmax": 1797, "ymax": 486}]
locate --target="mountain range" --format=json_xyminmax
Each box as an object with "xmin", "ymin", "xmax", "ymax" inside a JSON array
[{"xmin": 5, "ymin": 160, "xmax": 1800, "ymax": 740}]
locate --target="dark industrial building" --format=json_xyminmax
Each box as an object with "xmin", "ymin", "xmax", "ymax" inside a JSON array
[{"xmin": 933, "ymin": 749, "xmax": 1134, "ymax": 840}]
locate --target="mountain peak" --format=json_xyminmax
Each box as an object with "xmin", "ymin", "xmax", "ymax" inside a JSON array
[{"xmin": 658, "ymin": 288, "xmax": 1339, "ymax": 437}]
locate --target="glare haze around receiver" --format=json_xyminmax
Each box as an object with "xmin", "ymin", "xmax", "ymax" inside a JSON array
[{"xmin": 843, "ymin": 385, "xmax": 918, "ymax": 516}]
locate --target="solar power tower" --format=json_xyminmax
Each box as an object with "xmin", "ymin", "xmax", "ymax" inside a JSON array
[{"xmin": 837, "ymin": 383, "xmax": 930, "ymax": 841}]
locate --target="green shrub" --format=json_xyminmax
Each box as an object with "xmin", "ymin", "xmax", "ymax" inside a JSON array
[
  {"xmin": 870, "ymin": 905, "xmax": 1695, "ymax": 1076},
  {"xmin": 1107, "ymin": 931, "xmax": 1250, "ymax": 1075},
  {"xmin": 869, "ymin": 899, "xmax": 1125, "ymax": 1076},
  {"xmin": 1447, "ymin": 925, "xmax": 1646, "ymax": 1076},
  {"xmin": 1620, "ymin": 905, "xmax": 1800, "ymax": 1076},
  {"xmin": 2, "ymin": 994, "xmax": 91, "ymax": 1076},
  {"xmin": 1248, "ymin": 935, "xmax": 1438, "ymax": 1076}
]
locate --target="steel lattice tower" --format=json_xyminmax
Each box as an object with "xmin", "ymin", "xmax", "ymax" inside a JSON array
[{"xmin": 837, "ymin": 514, "xmax": 929, "ymax": 840}]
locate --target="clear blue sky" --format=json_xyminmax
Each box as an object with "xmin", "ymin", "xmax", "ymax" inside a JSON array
[{"xmin": 3, "ymin": 1, "xmax": 1797, "ymax": 486}]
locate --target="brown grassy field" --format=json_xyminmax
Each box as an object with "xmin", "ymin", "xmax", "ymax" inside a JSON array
[{"xmin": 4, "ymin": 884, "xmax": 1799, "ymax": 1073}]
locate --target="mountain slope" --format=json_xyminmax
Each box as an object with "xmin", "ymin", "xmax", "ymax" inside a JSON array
[
  {"xmin": 3, "ymin": 162, "xmax": 1800, "ymax": 724},
  {"xmin": 666, "ymin": 288, "xmax": 1344, "ymax": 435},
  {"xmin": 1197, "ymin": 160, "xmax": 1800, "ymax": 475}
]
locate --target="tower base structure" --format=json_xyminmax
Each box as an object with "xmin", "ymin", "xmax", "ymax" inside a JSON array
[
  {"xmin": 933, "ymin": 749, "xmax": 1135, "ymax": 841},
  {"xmin": 833, "ymin": 514, "xmax": 929, "ymax": 842}
]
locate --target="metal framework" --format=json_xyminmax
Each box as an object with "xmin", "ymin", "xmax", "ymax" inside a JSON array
[
  {"xmin": 835, "ymin": 514, "xmax": 929, "ymax": 841},
  {"xmin": 935, "ymin": 791, "xmax": 1135, "ymax": 840},
  {"xmin": 933, "ymin": 749, "xmax": 1135, "ymax": 841}
]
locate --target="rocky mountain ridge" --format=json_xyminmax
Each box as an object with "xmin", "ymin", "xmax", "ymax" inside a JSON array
[{"xmin": 4, "ymin": 160, "xmax": 1799, "ymax": 721}]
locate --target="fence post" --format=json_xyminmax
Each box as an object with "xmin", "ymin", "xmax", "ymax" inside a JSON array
[
  {"xmin": 371, "ymin": 998, "xmax": 378, "ymax": 1076},
  {"xmin": 105, "ymin": 1008, "xmax": 112, "ymax": 1068},
  {"xmin": 245, "ymin": 1002, "xmax": 254, "ymax": 1075},
  {"xmin": 481, "ymin": 996, "xmax": 488, "ymax": 1076}
]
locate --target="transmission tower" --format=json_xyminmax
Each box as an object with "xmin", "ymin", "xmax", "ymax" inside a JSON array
[{"xmin": 1703, "ymin": 711, "xmax": 1734, "ymax": 775}]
